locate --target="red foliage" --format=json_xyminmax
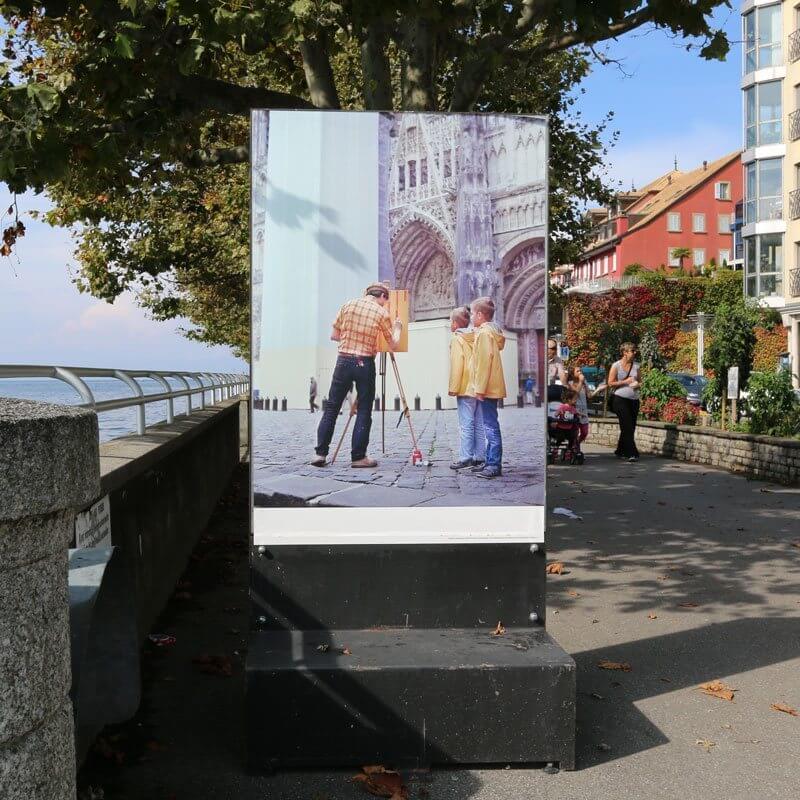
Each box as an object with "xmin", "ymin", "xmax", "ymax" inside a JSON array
[
  {"xmin": 640, "ymin": 396, "xmax": 661, "ymax": 420},
  {"xmin": 660, "ymin": 397, "xmax": 700, "ymax": 425}
]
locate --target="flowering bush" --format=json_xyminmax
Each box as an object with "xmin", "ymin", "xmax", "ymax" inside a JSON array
[
  {"xmin": 640, "ymin": 396, "xmax": 661, "ymax": 420},
  {"xmin": 752, "ymin": 326, "xmax": 788, "ymax": 373},
  {"xmin": 660, "ymin": 397, "xmax": 700, "ymax": 425}
]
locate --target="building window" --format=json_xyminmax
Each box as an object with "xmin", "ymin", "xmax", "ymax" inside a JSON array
[
  {"xmin": 692, "ymin": 213, "xmax": 707, "ymax": 233},
  {"xmin": 420, "ymin": 157, "xmax": 428, "ymax": 185},
  {"xmin": 718, "ymin": 213, "xmax": 732, "ymax": 233},
  {"xmin": 667, "ymin": 212, "xmax": 681, "ymax": 232},
  {"xmin": 668, "ymin": 248, "xmax": 681, "ymax": 268},
  {"xmin": 744, "ymin": 80, "xmax": 782, "ymax": 148},
  {"xmin": 745, "ymin": 233, "xmax": 784, "ymax": 297},
  {"xmin": 719, "ymin": 248, "xmax": 731, "ymax": 265},
  {"xmin": 715, "ymin": 181, "xmax": 731, "ymax": 200},
  {"xmin": 408, "ymin": 160, "xmax": 416, "ymax": 188},
  {"xmin": 743, "ymin": 4, "xmax": 782, "ymax": 74},
  {"xmin": 693, "ymin": 248, "xmax": 706, "ymax": 268},
  {"xmin": 745, "ymin": 157, "xmax": 783, "ymax": 223},
  {"xmin": 397, "ymin": 164, "xmax": 405, "ymax": 191}
]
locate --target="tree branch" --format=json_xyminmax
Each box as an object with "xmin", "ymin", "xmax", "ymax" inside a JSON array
[
  {"xmin": 400, "ymin": 18, "xmax": 436, "ymax": 111},
  {"xmin": 298, "ymin": 32, "xmax": 341, "ymax": 108},
  {"xmin": 185, "ymin": 145, "xmax": 249, "ymax": 168},
  {"xmin": 171, "ymin": 75, "xmax": 313, "ymax": 115}
]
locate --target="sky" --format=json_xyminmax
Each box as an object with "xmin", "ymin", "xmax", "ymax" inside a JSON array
[{"xmin": 0, "ymin": 8, "xmax": 742, "ymax": 370}]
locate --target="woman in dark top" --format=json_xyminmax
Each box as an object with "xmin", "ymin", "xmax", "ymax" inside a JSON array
[{"xmin": 607, "ymin": 342, "xmax": 641, "ymax": 462}]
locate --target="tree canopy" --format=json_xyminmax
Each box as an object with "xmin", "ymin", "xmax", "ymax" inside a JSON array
[{"xmin": 0, "ymin": 1, "xmax": 732, "ymax": 357}]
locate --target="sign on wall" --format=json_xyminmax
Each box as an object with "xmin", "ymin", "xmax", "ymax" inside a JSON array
[
  {"xmin": 75, "ymin": 495, "xmax": 111, "ymax": 549},
  {"xmin": 250, "ymin": 110, "xmax": 548, "ymax": 545}
]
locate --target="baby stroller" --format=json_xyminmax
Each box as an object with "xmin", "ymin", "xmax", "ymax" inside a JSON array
[{"xmin": 547, "ymin": 384, "xmax": 584, "ymax": 465}]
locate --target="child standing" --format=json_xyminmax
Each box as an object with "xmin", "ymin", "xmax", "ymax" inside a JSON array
[
  {"xmin": 470, "ymin": 296, "xmax": 507, "ymax": 479},
  {"xmin": 448, "ymin": 306, "xmax": 485, "ymax": 471},
  {"xmin": 567, "ymin": 365, "xmax": 590, "ymax": 450}
]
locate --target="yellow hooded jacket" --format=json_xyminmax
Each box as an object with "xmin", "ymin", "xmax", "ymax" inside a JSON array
[
  {"xmin": 448, "ymin": 329, "xmax": 476, "ymax": 397},
  {"xmin": 471, "ymin": 323, "xmax": 507, "ymax": 400}
]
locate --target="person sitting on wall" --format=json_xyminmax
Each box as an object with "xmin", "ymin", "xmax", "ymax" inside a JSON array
[
  {"xmin": 470, "ymin": 296, "xmax": 507, "ymax": 479},
  {"xmin": 311, "ymin": 282, "xmax": 403, "ymax": 468}
]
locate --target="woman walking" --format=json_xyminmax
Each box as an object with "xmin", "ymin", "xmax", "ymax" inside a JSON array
[{"xmin": 608, "ymin": 343, "xmax": 641, "ymax": 462}]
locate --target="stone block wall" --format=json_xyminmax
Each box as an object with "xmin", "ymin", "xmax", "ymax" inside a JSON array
[{"xmin": 588, "ymin": 417, "xmax": 800, "ymax": 484}]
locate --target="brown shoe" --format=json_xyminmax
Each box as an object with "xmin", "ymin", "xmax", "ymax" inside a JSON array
[
  {"xmin": 310, "ymin": 455, "xmax": 327, "ymax": 467},
  {"xmin": 351, "ymin": 457, "xmax": 378, "ymax": 468}
]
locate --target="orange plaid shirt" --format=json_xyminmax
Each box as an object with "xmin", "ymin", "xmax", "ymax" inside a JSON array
[{"xmin": 333, "ymin": 296, "xmax": 393, "ymax": 358}]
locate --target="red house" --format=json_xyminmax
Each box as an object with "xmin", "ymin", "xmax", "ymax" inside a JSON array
[{"xmin": 564, "ymin": 152, "xmax": 742, "ymax": 286}]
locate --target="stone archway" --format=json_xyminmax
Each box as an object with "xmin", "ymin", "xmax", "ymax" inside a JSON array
[
  {"xmin": 391, "ymin": 218, "xmax": 455, "ymax": 320},
  {"xmin": 499, "ymin": 238, "xmax": 547, "ymax": 390}
]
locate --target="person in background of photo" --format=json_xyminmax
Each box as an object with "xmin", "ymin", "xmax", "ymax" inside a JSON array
[
  {"xmin": 312, "ymin": 282, "xmax": 403, "ymax": 468},
  {"xmin": 567, "ymin": 365, "xmax": 590, "ymax": 450},
  {"xmin": 448, "ymin": 305, "xmax": 485, "ymax": 471},
  {"xmin": 470, "ymin": 297, "xmax": 506, "ymax": 479},
  {"xmin": 547, "ymin": 339, "xmax": 567, "ymax": 385},
  {"xmin": 309, "ymin": 376, "xmax": 319, "ymax": 413},
  {"xmin": 608, "ymin": 342, "xmax": 641, "ymax": 462},
  {"xmin": 524, "ymin": 375, "xmax": 535, "ymax": 405}
]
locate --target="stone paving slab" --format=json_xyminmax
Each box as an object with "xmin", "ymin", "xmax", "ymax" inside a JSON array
[
  {"xmin": 252, "ymin": 473, "xmax": 353, "ymax": 502},
  {"xmin": 311, "ymin": 483, "xmax": 436, "ymax": 508},
  {"xmin": 252, "ymin": 406, "xmax": 544, "ymax": 507}
]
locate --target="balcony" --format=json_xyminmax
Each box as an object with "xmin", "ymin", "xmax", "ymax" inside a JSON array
[
  {"xmin": 744, "ymin": 196, "xmax": 783, "ymax": 225},
  {"xmin": 790, "ymin": 268, "xmax": 800, "ymax": 297},
  {"xmin": 791, "ymin": 109, "xmax": 800, "ymax": 142},
  {"xmin": 791, "ymin": 30, "xmax": 800, "ymax": 63},
  {"xmin": 792, "ymin": 190, "xmax": 800, "ymax": 221}
]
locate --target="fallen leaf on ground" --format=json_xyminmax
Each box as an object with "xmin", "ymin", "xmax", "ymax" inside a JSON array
[
  {"xmin": 316, "ymin": 644, "xmax": 330, "ymax": 653},
  {"xmin": 596, "ymin": 742, "xmax": 611, "ymax": 752},
  {"xmin": 656, "ymin": 575, "xmax": 669, "ymax": 581},
  {"xmin": 352, "ymin": 766, "xmax": 408, "ymax": 799},
  {"xmin": 597, "ymin": 660, "xmax": 631, "ymax": 672},
  {"xmin": 700, "ymin": 680, "xmax": 736, "ymax": 701},
  {"xmin": 679, "ymin": 602, "xmax": 699, "ymax": 608},
  {"xmin": 659, "ymin": 677, "xmax": 672, "ymax": 683},
  {"xmin": 340, "ymin": 647, "xmax": 352, "ymax": 656},
  {"xmin": 770, "ymin": 703, "xmax": 798, "ymax": 717},
  {"xmin": 590, "ymin": 692, "xmax": 604, "ymax": 700},
  {"xmin": 546, "ymin": 562, "xmax": 566, "ymax": 575},
  {"xmin": 695, "ymin": 739, "xmax": 715, "ymax": 752},
  {"xmin": 567, "ymin": 590, "xmax": 580, "ymax": 598},
  {"xmin": 492, "ymin": 622, "xmax": 506, "ymax": 636},
  {"xmin": 791, "ymin": 541, "xmax": 800, "ymax": 549},
  {"xmin": 648, "ymin": 614, "xmax": 658, "ymax": 620}
]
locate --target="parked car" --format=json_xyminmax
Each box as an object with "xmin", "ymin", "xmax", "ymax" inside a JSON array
[{"xmin": 667, "ymin": 373, "xmax": 708, "ymax": 407}]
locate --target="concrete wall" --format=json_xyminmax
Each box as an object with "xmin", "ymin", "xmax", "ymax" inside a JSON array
[
  {"xmin": 589, "ymin": 416, "xmax": 800, "ymax": 484},
  {"xmin": 95, "ymin": 398, "xmax": 242, "ymax": 642}
]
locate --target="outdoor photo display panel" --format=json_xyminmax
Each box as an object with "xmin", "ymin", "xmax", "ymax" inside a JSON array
[{"xmin": 251, "ymin": 110, "xmax": 548, "ymax": 544}]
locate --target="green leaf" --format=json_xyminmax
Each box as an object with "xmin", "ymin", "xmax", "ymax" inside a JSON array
[
  {"xmin": 114, "ymin": 33, "xmax": 135, "ymax": 59},
  {"xmin": 177, "ymin": 42, "xmax": 205, "ymax": 76},
  {"xmin": 119, "ymin": 0, "xmax": 138, "ymax": 13},
  {"xmin": 28, "ymin": 83, "xmax": 60, "ymax": 112}
]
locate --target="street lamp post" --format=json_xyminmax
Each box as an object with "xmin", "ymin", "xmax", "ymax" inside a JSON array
[{"xmin": 686, "ymin": 312, "xmax": 714, "ymax": 376}]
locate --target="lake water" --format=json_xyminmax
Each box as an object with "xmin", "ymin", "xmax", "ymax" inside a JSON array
[{"xmin": 0, "ymin": 377, "xmax": 214, "ymax": 442}]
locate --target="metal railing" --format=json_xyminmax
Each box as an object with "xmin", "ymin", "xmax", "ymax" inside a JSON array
[
  {"xmin": 791, "ymin": 109, "xmax": 800, "ymax": 142},
  {"xmin": 790, "ymin": 30, "xmax": 800, "ymax": 63},
  {"xmin": 791, "ymin": 189, "xmax": 800, "ymax": 221},
  {"xmin": 790, "ymin": 268, "xmax": 800, "ymax": 298},
  {"xmin": 0, "ymin": 366, "xmax": 249, "ymax": 435}
]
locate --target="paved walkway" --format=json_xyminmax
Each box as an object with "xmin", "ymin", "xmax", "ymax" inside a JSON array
[
  {"xmin": 78, "ymin": 447, "xmax": 800, "ymax": 800},
  {"xmin": 253, "ymin": 406, "xmax": 544, "ymax": 506}
]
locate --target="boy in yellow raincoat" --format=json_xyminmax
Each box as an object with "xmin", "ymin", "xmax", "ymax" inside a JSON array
[
  {"xmin": 470, "ymin": 296, "xmax": 506, "ymax": 479},
  {"xmin": 447, "ymin": 306, "xmax": 485, "ymax": 471}
]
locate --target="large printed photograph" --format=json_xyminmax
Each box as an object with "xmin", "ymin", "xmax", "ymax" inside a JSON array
[{"xmin": 252, "ymin": 110, "xmax": 547, "ymax": 515}]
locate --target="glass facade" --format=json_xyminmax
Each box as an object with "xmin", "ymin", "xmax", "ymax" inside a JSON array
[
  {"xmin": 744, "ymin": 81, "xmax": 782, "ymax": 147},
  {"xmin": 743, "ymin": 4, "xmax": 782, "ymax": 73},
  {"xmin": 744, "ymin": 157, "xmax": 782, "ymax": 223},
  {"xmin": 745, "ymin": 233, "xmax": 784, "ymax": 297}
]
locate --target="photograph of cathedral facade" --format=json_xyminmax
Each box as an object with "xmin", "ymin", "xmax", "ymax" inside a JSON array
[{"xmin": 379, "ymin": 112, "xmax": 547, "ymax": 389}]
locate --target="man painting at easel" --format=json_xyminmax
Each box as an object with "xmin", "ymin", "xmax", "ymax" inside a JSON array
[{"xmin": 311, "ymin": 282, "xmax": 403, "ymax": 468}]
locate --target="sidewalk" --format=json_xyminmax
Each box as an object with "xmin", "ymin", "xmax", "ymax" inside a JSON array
[
  {"xmin": 253, "ymin": 406, "xmax": 544, "ymax": 507},
  {"xmin": 78, "ymin": 447, "xmax": 800, "ymax": 800}
]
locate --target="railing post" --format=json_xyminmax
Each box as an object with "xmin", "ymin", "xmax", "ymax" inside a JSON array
[
  {"xmin": 149, "ymin": 374, "xmax": 174, "ymax": 423},
  {"xmin": 113, "ymin": 370, "xmax": 145, "ymax": 435},
  {"xmin": 0, "ymin": 398, "xmax": 101, "ymax": 800}
]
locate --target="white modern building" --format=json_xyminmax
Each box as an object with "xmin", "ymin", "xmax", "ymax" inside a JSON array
[{"xmin": 741, "ymin": 0, "xmax": 800, "ymax": 384}]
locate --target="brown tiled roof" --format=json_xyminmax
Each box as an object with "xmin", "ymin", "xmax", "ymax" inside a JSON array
[{"xmin": 624, "ymin": 152, "xmax": 740, "ymax": 235}]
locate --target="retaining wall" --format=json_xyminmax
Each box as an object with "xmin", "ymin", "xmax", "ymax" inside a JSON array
[
  {"xmin": 96, "ymin": 397, "xmax": 242, "ymax": 642},
  {"xmin": 588, "ymin": 416, "xmax": 800, "ymax": 484}
]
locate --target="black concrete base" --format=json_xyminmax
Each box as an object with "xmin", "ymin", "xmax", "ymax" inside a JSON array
[{"xmin": 246, "ymin": 627, "xmax": 576, "ymax": 770}]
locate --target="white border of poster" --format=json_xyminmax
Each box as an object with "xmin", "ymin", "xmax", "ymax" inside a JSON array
[{"xmin": 250, "ymin": 109, "xmax": 548, "ymax": 546}]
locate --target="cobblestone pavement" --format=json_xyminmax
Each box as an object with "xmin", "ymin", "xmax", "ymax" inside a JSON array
[{"xmin": 252, "ymin": 405, "xmax": 545, "ymax": 506}]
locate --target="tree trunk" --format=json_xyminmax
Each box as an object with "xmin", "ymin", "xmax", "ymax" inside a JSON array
[
  {"xmin": 400, "ymin": 19, "xmax": 436, "ymax": 110},
  {"xmin": 361, "ymin": 22, "xmax": 394, "ymax": 110},
  {"xmin": 298, "ymin": 32, "xmax": 341, "ymax": 109}
]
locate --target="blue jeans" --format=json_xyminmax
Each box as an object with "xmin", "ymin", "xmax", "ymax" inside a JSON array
[
  {"xmin": 316, "ymin": 355, "xmax": 376, "ymax": 461},
  {"xmin": 480, "ymin": 398, "xmax": 502, "ymax": 468},
  {"xmin": 457, "ymin": 396, "xmax": 486, "ymax": 462}
]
